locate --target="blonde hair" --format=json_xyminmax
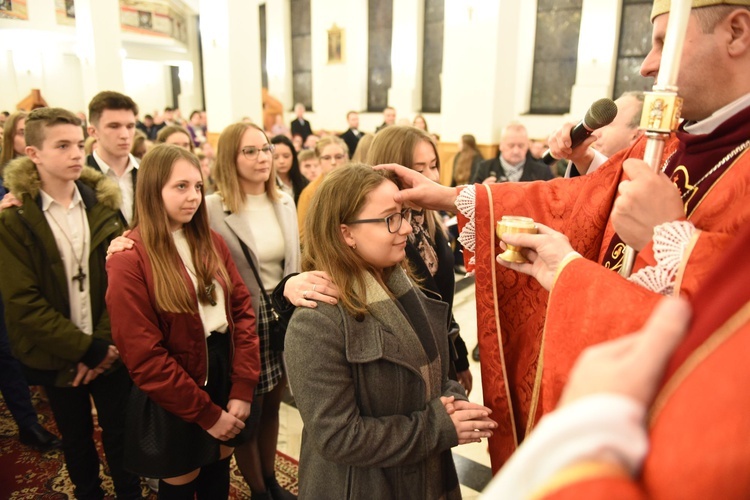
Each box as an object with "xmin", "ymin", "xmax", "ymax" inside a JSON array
[
  {"xmin": 366, "ymin": 125, "xmax": 445, "ymax": 239},
  {"xmin": 314, "ymin": 135, "xmax": 349, "ymax": 158},
  {"xmin": 213, "ymin": 122, "xmax": 279, "ymax": 214},
  {"xmin": 132, "ymin": 144, "xmax": 231, "ymax": 313},
  {"xmin": 351, "ymin": 133, "xmax": 375, "ymax": 163},
  {"xmin": 303, "ymin": 164, "xmax": 402, "ymax": 317}
]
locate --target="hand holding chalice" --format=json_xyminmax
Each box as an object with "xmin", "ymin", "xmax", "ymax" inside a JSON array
[{"xmin": 497, "ymin": 216, "xmax": 538, "ymax": 263}]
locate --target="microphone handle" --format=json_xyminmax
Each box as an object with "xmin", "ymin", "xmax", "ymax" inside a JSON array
[{"xmin": 541, "ymin": 120, "xmax": 595, "ymax": 165}]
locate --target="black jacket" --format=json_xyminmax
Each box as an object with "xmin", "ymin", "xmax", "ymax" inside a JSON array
[
  {"xmin": 86, "ymin": 155, "xmax": 137, "ymax": 226},
  {"xmin": 470, "ymin": 156, "xmax": 553, "ymax": 184}
]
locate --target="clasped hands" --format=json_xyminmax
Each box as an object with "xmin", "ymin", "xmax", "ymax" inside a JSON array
[
  {"xmin": 440, "ymin": 396, "xmax": 497, "ymax": 445},
  {"xmin": 72, "ymin": 344, "xmax": 120, "ymax": 387}
]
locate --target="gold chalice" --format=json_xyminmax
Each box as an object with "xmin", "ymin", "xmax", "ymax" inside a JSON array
[{"xmin": 497, "ymin": 216, "xmax": 538, "ymax": 263}]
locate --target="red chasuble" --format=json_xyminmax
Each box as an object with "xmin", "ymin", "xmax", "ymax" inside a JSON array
[
  {"xmin": 460, "ymin": 103, "xmax": 750, "ymax": 472},
  {"xmin": 539, "ymin": 222, "xmax": 750, "ymax": 500}
]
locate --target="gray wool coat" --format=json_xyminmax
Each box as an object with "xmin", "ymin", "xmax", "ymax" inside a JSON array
[{"xmin": 286, "ymin": 267, "xmax": 466, "ymax": 499}]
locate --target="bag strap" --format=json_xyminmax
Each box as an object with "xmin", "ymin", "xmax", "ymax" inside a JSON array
[{"xmin": 237, "ymin": 238, "xmax": 280, "ymax": 321}]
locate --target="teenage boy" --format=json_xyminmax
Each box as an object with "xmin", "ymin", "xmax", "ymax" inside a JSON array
[
  {"xmin": 0, "ymin": 108, "xmax": 142, "ymax": 499},
  {"xmin": 86, "ymin": 91, "xmax": 139, "ymax": 226}
]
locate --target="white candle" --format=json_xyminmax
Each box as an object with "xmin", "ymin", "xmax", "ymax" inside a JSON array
[{"xmin": 657, "ymin": 0, "xmax": 692, "ymax": 88}]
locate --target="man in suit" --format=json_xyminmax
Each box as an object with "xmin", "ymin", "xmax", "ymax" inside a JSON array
[
  {"xmin": 470, "ymin": 122, "xmax": 553, "ymax": 184},
  {"xmin": 290, "ymin": 103, "xmax": 313, "ymax": 142},
  {"xmin": 339, "ymin": 111, "xmax": 362, "ymax": 158}
]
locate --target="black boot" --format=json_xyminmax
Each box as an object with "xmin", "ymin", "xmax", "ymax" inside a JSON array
[
  {"xmin": 196, "ymin": 457, "xmax": 231, "ymax": 499},
  {"xmin": 264, "ymin": 475, "xmax": 297, "ymax": 500},
  {"xmin": 158, "ymin": 477, "xmax": 197, "ymax": 500}
]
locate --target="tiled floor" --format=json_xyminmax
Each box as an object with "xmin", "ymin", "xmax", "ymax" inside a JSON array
[{"xmin": 277, "ymin": 275, "xmax": 492, "ymax": 498}]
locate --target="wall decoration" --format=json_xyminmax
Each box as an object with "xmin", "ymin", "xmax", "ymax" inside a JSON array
[
  {"xmin": 55, "ymin": 0, "xmax": 76, "ymax": 26},
  {"xmin": 327, "ymin": 24, "xmax": 344, "ymax": 64},
  {"xmin": 119, "ymin": 0, "xmax": 188, "ymax": 44},
  {"xmin": 0, "ymin": 0, "xmax": 29, "ymax": 20}
]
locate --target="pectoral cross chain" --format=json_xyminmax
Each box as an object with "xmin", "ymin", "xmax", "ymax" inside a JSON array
[{"xmin": 72, "ymin": 266, "xmax": 86, "ymax": 292}]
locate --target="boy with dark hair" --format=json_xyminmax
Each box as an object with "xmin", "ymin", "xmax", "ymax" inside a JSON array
[
  {"xmin": 0, "ymin": 107, "xmax": 142, "ymax": 499},
  {"xmin": 87, "ymin": 91, "xmax": 139, "ymax": 226}
]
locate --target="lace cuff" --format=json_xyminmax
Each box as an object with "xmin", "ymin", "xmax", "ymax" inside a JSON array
[
  {"xmin": 456, "ymin": 185, "xmax": 477, "ymax": 266},
  {"xmin": 628, "ymin": 221, "xmax": 696, "ymax": 295}
]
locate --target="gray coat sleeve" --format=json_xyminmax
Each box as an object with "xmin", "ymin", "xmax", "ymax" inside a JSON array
[{"xmin": 285, "ymin": 307, "xmax": 459, "ymax": 468}]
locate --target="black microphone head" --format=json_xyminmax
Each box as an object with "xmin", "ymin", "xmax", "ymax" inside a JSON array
[{"xmin": 584, "ymin": 98, "xmax": 618, "ymax": 130}]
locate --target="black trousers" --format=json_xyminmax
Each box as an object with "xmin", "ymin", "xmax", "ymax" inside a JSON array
[
  {"xmin": 0, "ymin": 297, "xmax": 38, "ymax": 431},
  {"xmin": 45, "ymin": 365, "xmax": 142, "ymax": 500}
]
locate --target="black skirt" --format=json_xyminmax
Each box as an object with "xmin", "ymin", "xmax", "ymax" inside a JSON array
[{"xmin": 123, "ymin": 332, "xmax": 252, "ymax": 478}]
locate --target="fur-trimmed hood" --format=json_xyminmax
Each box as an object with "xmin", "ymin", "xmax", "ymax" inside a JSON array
[{"xmin": 2, "ymin": 156, "xmax": 122, "ymax": 211}]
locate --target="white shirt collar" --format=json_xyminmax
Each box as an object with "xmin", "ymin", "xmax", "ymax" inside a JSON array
[
  {"xmin": 684, "ymin": 92, "xmax": 750, "ymax": 135},
  {"xmin": 93, "ymin": 150, "xmax": 138, "ymax": 177},
  {"xmin": 40, "ymin": 185, "xmax": 83, "ymax": 212}
]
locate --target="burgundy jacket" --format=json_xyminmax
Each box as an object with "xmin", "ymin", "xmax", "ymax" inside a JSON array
[{"xmin": 106, "ymin": 228, "xmax": 259, "ymax": 431}]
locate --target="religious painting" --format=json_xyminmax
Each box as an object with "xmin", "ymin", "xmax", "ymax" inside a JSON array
[
  {"xmin": 54, "ymin": 0, "xmax": 76, "ymax": 26},
  {"xmin": 0, "ymin": 0, "xmax": 29, "ymax": 20},
  {"xmin": 327, "ymin": 24, "xmax": 344, "ymax": 64},
  {"xmin": 119, "ymin": 0, "xmax": 188, "ymax": 44}
]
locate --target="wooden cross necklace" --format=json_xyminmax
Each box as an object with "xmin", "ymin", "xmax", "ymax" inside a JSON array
[{"xmin": 46, "ymin": 205, "xmax": 88, "ymax": 292}]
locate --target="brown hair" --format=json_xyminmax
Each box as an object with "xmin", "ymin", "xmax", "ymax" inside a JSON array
[
  {"xmin": 213, "ymin": 122, "xmax": 279, "ymax": 214},
  {"xmin": 132, "ymin": 144, "xmax": 231, "ymax": 313},
  {"xmin": 303, "ymin": 164, "xmax": 403, "ymax": 317},
  {"xmin": 453, "ymin": 134, "xmax": 480, "ymax": 185},
  {"xmin": 88, "ymin": 91, "xmax": 138, "ymax": 126},
  {"xmin": 366, "ymin": 125, "xmax": 445, "ymax": 239},
  {"xmin": 156, "ymin": 125, "xmax": 195, "ymax": 152},
  {"xmin": 24, "ymin": 108, "xmax": 81, "ymax": 150},
  {"xmin": 0, "ymin": 111, "xmax": 27, "ymax": 168}
]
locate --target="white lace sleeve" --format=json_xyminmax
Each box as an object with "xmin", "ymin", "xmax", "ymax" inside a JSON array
[
  {"xmin": 455, "ymin": 185, "xmax": 477, "ymax": 266},
  {"xmin": 628, "ymin": 221, "xmax": 696, "ymax": 295}
]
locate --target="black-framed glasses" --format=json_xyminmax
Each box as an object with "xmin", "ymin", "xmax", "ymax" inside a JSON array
[
  {"xmin": 346, "ymin": 209, "xmax": 412, "ymax": 234},
  {"xmin": 241, "ymin": 144, "xmax": 275, "ymax": 160}
]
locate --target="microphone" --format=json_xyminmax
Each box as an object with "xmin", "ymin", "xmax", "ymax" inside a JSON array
[{"xmin": 542, "ymin": 98, "xmax": 618, "ymax": 165}]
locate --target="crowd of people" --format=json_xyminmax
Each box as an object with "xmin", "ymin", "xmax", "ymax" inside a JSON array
[{"xmin": 1, "ymin": 1, "xmax": 749, "ymax": 499}]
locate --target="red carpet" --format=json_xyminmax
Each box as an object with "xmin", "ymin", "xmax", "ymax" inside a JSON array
[{"xmin": 0, "ymin": 389, "xmax": 298, "ymax": 499}]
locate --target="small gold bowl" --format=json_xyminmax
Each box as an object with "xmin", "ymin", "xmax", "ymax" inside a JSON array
[{"xmin": 497, "ymin": 216, "xmax": 537, "ymax": 263}]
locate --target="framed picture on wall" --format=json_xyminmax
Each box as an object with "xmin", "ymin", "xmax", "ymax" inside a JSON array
[{"xmin": 327, "ymin": 24, "xmax": 344, "ymax": 64}]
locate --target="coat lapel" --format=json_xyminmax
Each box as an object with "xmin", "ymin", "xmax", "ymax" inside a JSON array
[{"xmin": 224, "ymin": 212, "xmax": 259, "ymax": 267}]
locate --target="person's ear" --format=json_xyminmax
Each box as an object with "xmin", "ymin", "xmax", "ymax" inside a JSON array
[
  {"xmin": 726, "ymin": 8, "xmax": 750, "ymax": 57},
  {"xmin": 340, "ymin": 224, "xmax": 356, "ymax": 249},
  {"xmin": 25, "ymin": 146, "xmax": 41, "ymax": 164}
]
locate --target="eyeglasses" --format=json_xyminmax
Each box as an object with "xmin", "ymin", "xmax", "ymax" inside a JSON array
[
  {"xmin": 319, "ymin": 154, "xmax": 347, "ymax": 162},
  {"xmin": 346, "ymin": 209, "xmax": 412, "ymax": 234},
  {"xmin": 241, "ymin": 144, "xmax": 275, "ymax": 160}
]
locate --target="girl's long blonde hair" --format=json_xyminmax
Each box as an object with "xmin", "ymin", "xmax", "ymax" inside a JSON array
[{"xmin": 133, "ymin": 144, "xmax": 231, "ymax": 313}]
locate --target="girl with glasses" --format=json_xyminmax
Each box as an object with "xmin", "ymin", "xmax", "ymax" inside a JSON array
[
  {"xmin": 209, "ymin": 123, "xmax": 300, "ymax": 500},
  {"xmin": 295, "ymin": 135, "xmax": 348, "ymax": 237},
  {"xmin": 106, "ymin": 144, "xmax": 259, "ymax": 498},
  {"xmin": 285, "ymin": 164, "xmax": 496, "ymax": 499}
]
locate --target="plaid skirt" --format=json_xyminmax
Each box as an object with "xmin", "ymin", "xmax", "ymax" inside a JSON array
[{"xmin": 256, "ymin": 293, "xmax": 284, "ymax": 394}]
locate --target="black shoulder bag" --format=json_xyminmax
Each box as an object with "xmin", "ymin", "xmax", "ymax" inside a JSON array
[{"xmin": 237, "ymin": 239, "xmax": 288, "ymax": 351}]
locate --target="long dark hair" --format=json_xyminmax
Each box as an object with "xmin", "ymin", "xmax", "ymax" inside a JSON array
[{"xmin": 271, "ymin": 134, "xmax": 308, "ymax": 204}]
